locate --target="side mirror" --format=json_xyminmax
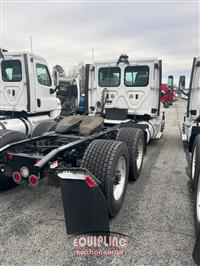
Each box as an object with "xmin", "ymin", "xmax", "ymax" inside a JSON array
[
  {"xmin": 50, "ymin": 88, "xmax": 56, "ymax": 94},
  {"xmin": 178, "ymin": 75, "xmax": 186, "ymax": 90},
  {"xmin": 167, "ymin": 75, "xmax": 174, "ymax": 91}
]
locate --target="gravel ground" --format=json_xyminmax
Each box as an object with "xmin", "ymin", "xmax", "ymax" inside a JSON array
[{"xmin": 0, "ymin": 98, "xmax": 196, "ymax": 265}]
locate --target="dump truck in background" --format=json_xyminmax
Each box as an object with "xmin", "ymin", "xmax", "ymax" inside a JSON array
[
  {"xmin": 52, "ymin": 65, "xmax": 81, "ymax": 115},
  {"xmin": 55, "ymin": 76, "xmax": 80, "ymax": 115}
]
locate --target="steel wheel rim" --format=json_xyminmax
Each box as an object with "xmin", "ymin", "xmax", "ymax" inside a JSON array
[
  {"xmin": 197, "ymin": 174, "xmax": 200, "ymax": 223},
  {"xmin": 113, "ymin": 156, "xmax": 126, "ymax": 201},
  {"xmin": 136, "ymin": 138, "xmax": 143, "ymax": 170},
  {"xmin": 192, "ymin": 146, "xmax": 196, "ymax": 180}
]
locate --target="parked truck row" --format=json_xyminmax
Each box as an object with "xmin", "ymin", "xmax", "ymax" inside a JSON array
[{"xmin": 1, "ymin": 49, "xmax": 199, "ymax": 263}]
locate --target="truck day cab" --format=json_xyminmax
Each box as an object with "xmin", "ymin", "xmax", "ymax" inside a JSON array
[
  {"xmin": 181, "ymin": 57, "xmax": 200, "ymax": 240},
  {"xmin": 0, "ymin": 49, "xmax": 61, "ymax": 188},
  {"xmin": 0, "ymin": 54, "xmax": 165, "ymax": 235}
]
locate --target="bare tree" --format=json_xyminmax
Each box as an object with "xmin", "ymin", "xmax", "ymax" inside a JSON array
[
  {"xmin": 78, "ymin": 62, "xmax": 85, "ymax": 94},
  {"xmin": 68, "ymin": 61, "xmax": 85, "ymax": 94},
  {"xmin": 53, "ymin": 65, "xmax": 66, "ymax": 77},
  {"xmin": 68, "ymin": 66, "xmax": 78, "ymax": 78}
]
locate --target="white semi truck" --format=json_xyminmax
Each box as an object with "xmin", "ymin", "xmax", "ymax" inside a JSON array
[
  {"xmin": 0, "ymin": 49, "xmax": 61, "ymax": 188},
  {"xmin": 86, "ymin": 55, "xmax": 165, "ymax": 142},
  {"xmin": 180, "ymin": 57, "xmax": 200, "ymax": 265},
  {"xmin": 181, "ymin": 57, "xmax": 200, "ymax": 240},
  {"xmin": 0, "ymin": 54, "xmax": 166, "ymax": 235}
]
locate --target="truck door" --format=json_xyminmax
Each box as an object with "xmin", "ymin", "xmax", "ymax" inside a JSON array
[
  {"xmin": 0, "ymin": 56, "xmax": 27, "ymax": 112},
  {"xmin": 123, "ymin": 65, "xmax": 150, "ymax": 110},
  {"xmin": 33, "ymin": 60, "xmax": 57, "ymax": 113},
  {"xmin": 188, "ymin": 57, "xmax": 200, "ymax": 117},
  {"xmin": 97, "ymin": 65, "xmax": 122, "ymax": 110}
]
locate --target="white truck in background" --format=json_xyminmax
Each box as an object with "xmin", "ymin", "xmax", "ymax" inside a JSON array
[
  {"xmin": 86, "ymin": 55, "xmax": 166, "ymax": 142},
  {"xmin": 180, "ymin": 57, "xmax": 200, "ymax": 247},
  {"xmin": 0, "ymin": 49, "xmax": 61, "ymax": 188}
]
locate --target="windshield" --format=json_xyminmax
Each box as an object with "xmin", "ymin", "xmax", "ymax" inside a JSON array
[
  {"xmin": 124, "ymin": 65, "xmax": 149, "ymax": 87},
  {"xmin": 99, "ymin": 67, "xmax": 121, "ymax": 87},
  {"xmin": 1, "ymin": 60, "xmax": 22, "ymax": 82}
]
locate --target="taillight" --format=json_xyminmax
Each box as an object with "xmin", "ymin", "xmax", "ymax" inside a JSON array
[
  {"xmin": 12, "ymin": 171, "xmax": 22, "ymax": 184},
  {"xmin": 28, "ymin": 175, "xmax": 39, "ymax": 186},
  {"xmin": 35, "ymin": 159, "xmax": 40, "ymax": 164},
  {"xmin": 7, "ymin": 154, "xmax": 13, "ymax": 160},
  {"xmin": 85, "ymin": 176, "xmax": 96, "ymax": 188}
]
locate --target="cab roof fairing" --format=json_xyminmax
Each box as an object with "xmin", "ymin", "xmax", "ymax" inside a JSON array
[
  {"xmin": 0, "ymin": 51, "xmax": 47, "ymax": 64},
  {"xmin": 91, "ymin": 58, "xmax": 160, "ymax": 66}
]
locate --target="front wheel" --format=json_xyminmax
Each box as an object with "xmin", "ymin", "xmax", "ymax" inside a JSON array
[{"xmin": 81, "ymin": 139, "xmax": 129, "ymax": 217}]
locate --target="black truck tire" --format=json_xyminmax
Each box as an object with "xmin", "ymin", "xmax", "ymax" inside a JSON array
[
  {"xmin": 81, "ymin": 139, "xmax": 129, "ymax": 217},
  {"xmin": 191, "ymin": 135, "xmax": 200, "ymax": 235},
  {"xmin": 0, "ymin": 130, "xmax": 27, "ymax": 190},
  {"xmin": 191, "ymin": 135, "xmax": 200, "ymax": 190},
  {"xmin": 117, "ymin": 127, "xmax": 145, "ymax": 181},
  {"xmin": 32, "ymin": 121, "xmax": 57, "ymax": 138},
  {"xmin": 194, "ymin": 171, "xmax": 200, "ymax": 236}
]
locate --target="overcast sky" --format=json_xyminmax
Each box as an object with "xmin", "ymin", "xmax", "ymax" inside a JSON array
[{"xmin": 1, "ymin": 0, "xmax": 199, "ymax": 85}]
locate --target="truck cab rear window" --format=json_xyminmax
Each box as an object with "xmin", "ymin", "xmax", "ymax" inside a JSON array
[
  {"xmin": 99, "ymin": 67, "xmax": 120, "ymax": 87},
  {"xmin": 36, "ymin": 63, "xmax": 52, "ymax": 87},
  {"xmin": 1, "ymin": 60, "xmax": 22, "ymax": 82},
  {"xmin": 124, "ymin": 66, "xmax": 149, "ymax": 87}
]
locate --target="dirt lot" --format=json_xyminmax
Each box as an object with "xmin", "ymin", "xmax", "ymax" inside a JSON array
[{"xmin": 0, "ymin": 98, "xmax": 196, "ymax": 265}]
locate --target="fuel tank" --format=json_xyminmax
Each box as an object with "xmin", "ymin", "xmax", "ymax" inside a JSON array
[{"xmin": 0, "ymin": 115, "xmax": 52, "ymax": 136}]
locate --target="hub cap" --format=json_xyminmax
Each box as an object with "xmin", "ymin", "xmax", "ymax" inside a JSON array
[
  {"xmin": 136, "ymin": 138, "xmax": 144, "ymax": 170},
  {"xmin": 113, "ymin": 156, "xmax": 126, "ymax": 201}
]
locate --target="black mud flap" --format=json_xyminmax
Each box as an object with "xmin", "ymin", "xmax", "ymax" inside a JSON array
[
  {"xmin": 58, "ymin": 168, "xmax": 110, "ymax": 237},
  {"xmin": 193, "ymin": 234, "xmax": 200, "ymax": 265}
]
